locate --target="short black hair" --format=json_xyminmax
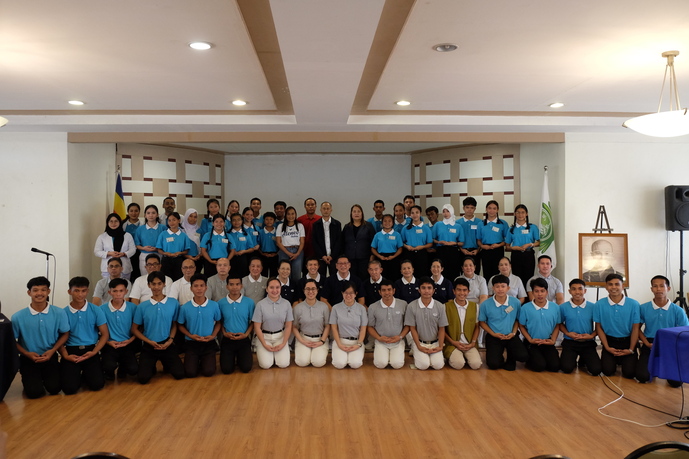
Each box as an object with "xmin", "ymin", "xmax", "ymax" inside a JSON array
[
  {"xmin": 463, "ymin": 197, "xmax": 477, "ymax": 207},
  {"xmin": 530, "ymin": 278, "xmax": 549, "ymax": 291},
  {"xmin": 417, "ymin": 276, "xmax": 435, "ymax": 288},
  {"xmin": 453, "ymin": 278, "xmax": 470, "ymax": 289},
  {"xmin": 273, "ymin": 201, "xmax": 286, "ymax": 208},
  {"xmin": 107, "ymin": 257, "xmax": 123, "ymax": 267},
  {"xmin": 568, "ymin": 278, "xmax": 586, "ymax": 288},
  {"xmin": 651, "ymin": 275, "xmax": 670, "ymax": 287},
  {"xmin": 190, "ymin": 274, "xmax": 207, "ymax": 285},
  {"xmin": 147, "ymin": 271, "xmax": 166, "ymax": 284},
  {"xmin": 491, "ymin": 275, "xmax": 510, "ymax": 286},
  {"xmin": 27, "ymin": 276, "xmax": 50, "ymax": 290},
  {"xmin": 263, "ymin": 211, "xmax": 276, "ymax": 220},
  {"xmin": 605, "ymin": 273, "xmax": 624, "ymax": 283},
  {"xmin": 68, "ymin": 276, "xmax": 90, "ymax": 289},
  {"xmin": 425, "ymin": 206, "xmax": 438, "ymax": 214},
  {"xmin": 374, "ymin": 200, "xmax": 385, "ymax": 206},
  {"xmin": 109, "ymin": 278, "xmax": 129, "ymax": 289}
]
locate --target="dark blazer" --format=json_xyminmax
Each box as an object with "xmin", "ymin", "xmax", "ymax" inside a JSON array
[
  {"xmin": 342, "ymin": 221, "xmax": 376, "ymax": 261},
  {"xmin": 312, "ymin": 217, "xmax": 342, "ymax": 260}
]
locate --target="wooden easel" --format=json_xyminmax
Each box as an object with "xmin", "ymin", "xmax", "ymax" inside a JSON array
[{"xmin": 591, "ymin": 205, "xmax": 627, "ymax": 299}]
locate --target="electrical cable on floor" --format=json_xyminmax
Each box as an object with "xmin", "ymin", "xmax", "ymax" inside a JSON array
[{"xmin": 597, "ymin": 375, "xmax": 681, "ymax": 427}]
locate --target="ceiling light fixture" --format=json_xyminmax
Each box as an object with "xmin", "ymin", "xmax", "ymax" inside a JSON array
[
  {"xmin": 232, "ymin": 100, "xmax": 247, "ymax": 106},
  {"xmin": 623, "ymin": 51, "xmax": 689, "ymax": 137},
  {"xmin": 396, "ymin": 100, "xmax": 411, "ymax": 106},
  {"xmin": 433, "ymin": 43, "xmax": 458, "ymax": 53},
  {"xmin": 549, "ymin": 102, "xmax": 564, "ymax": 108},
  {"xmin": 189, "ymin": 42, "xmax": 213, "ymax": 50},
  {"xmin": 68, "ymin": 100, "xmax": 84, "ymax": 106}
]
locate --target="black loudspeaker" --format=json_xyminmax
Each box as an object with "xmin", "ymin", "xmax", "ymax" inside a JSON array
[{"xmin": 665, "ymin": 186, "xmax": 689, "ymax": 231}]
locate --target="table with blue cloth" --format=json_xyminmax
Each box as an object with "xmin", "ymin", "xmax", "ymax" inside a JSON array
[{"xmin": 649, "ymin": 325, "xmax": 689, "ymax": 383}]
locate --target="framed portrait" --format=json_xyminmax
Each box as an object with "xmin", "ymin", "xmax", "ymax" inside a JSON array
[{"xmin": 578, "ymin": 233, "xmax": 629, "ymax": 288}]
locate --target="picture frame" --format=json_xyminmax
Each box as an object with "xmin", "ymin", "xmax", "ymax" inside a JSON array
[{"xmin": 578, "ymin": 233, "xmax": 629, "ymax": 288}]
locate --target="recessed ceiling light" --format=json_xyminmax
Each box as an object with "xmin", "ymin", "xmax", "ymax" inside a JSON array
[
  {"xmin": 189, "ymin": 42, "xmax": 213, "ymax": 50},
  {"xmin": 549, "ymin": 102, "xmax": 564, "ymax": 108},
  {"xmin": 396, "ymin": 100, "xmax": 411, "ymax": 106},
  {"xmin": 433, "ymin": 43, "xmax": 458, "ymax": 52},
  {"xmin": 232, "ymin": 100, "xmax": 247, "ymax": 106},
  {"xmin": 68, "ymin": 100, "xmax": 84, "ymax": 106}
]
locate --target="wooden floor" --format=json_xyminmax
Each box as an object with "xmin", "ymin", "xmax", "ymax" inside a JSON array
[{"xmin": 2, "ymin": 352, "xmax": 689, "ymax": 459}]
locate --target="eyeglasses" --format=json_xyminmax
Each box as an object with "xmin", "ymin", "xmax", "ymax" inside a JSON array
[
  {"xmin": 304, "ymin": 287, "xmax": 318, "ymax": 292},
  {"xmin": 146, "ymin": 263, "xmax": 161, "ymax": 267}
]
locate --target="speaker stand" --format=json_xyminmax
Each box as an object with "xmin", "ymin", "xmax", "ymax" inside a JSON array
[{"xmin": 674, "ymin": 231, "xmax": 689, "ymax": 317}]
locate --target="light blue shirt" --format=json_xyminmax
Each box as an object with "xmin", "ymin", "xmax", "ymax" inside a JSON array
[
  {"xmin": 593, "ymin": 296, "xmax": 641, "ymax": 338},
  {"xmin": 101, "ymin": 301, "xmax": 137, "ymax": 342},
  {"xmin": 178, "ymin": 299, "xmax": 221, "ymax": 340},
  {"xmin": 477, "ymin": 218, "xmax": 509, "ymax": 245},
  {"xmin": 12, "ymin": 305, "xmax": 70, "ymax": 355},
  {"xmin": 133, "ymin": 296, "xmax": 180, "ymax": 342},
  {"xmin": 640, "ymin": 300, "xmax": 689, "ymax": 339},
  {"xmin": 478, "ymin": 296, "xmax": 521, "ymax": 335},
  {"xmin": 64, "ymin": 302, "xmax": 107, "ymax": 346},
  {"xmin": 560, "ymin": 300, "xmax": 596, "ymax": 340},
  {"xmin": 519, "ymin": 301, "xmax": 561, "ymax": 340},
  {"xmin": 371, "ymin": 230, "xmax": 403, "ymax": 254},
  {"xmin": 218, "ymin": 295, "xmax": 255, "ymax": 334},
  {"xmin": 135, "ymin": 223, "xmax": 167, "ymax": 254}
]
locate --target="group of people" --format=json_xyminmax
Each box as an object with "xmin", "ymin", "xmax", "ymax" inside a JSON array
[{"xmin": 9, "ymin": 195, "xmax": 688, "ymax": 399}]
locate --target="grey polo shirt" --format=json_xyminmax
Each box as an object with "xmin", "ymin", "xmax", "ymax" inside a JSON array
[
  {"xmin": 207, "ymin": 275, "xmax": 229, "ymax": 302},
  {"xmin": 404, "ymin": 298, "xmax": 449, "ymax": 342},
  {"xmin": 368, "ymin": 299, "xmax": 408, "ymax": 349},
  {"xmin": 252, "ymin": 297, "xmax": 293, "ymax": 332},
  {"xmin": 329, "ymin": 302, "xmax": 367, "ymax": 339},
  {"xmin": 93, "ymin": 277, "xmax": 131, "ymax": 304},
  {"xmin": 293, "ymin": 300, "xmax": 329, "ymax": 336},
  {"xmin": 526, "ymin": 273, "xmax": 564, "ymax": 302},
  {"xmin": 242, "ymin": 275, "xmax": 267, "ymax": 306}
]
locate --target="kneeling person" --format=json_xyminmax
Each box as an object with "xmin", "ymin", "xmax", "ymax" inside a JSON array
[
  {"xmin": 100, "ymin": 278, "xmax": 139, "ymax": 380},
  {"xmin": 367, "ymin": 280, "xmax": 409, "ymax": 369},
  {"xmin": 559, "ymin": 279, "xmax": 601, "ymax": 376},
  {"xmin": 443, "ymin": 278, "xmax": 481, "ymax": 370},
  {"xmin": 519, "ymin": 278, "xmax": 561, "ymax": 372},
  {"xmin": 218, "ymin": 276, "xmax": 255, "ymax": 374},
  {"xmin": 293, "ymin": 279, "xmax": 330, "ymax": 367},
  {"xmin": 405, "ymin": 277, "xmax": 448, "ymax": 370},
  {"xmin": 177, "ymin": 275, "xmax": 221, "ymax": 377}
]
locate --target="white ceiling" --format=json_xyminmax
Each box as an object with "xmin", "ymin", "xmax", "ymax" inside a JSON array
[{"xmin": 2, "ymin": 0, "xmax": 689, "ymax": 153}]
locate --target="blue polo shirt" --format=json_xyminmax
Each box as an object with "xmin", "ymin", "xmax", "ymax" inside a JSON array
[
  {"xmin": 432, "ymin": 222, "xmax": 464, "ymax": 247},
  {"xmin": 227, "ymin": 229, "xmax": 255, "ymax": 252},
  {"xmin": 371, "ymin": 230, "xmax": 403, "ymax": 254},
  {"xmin": 593, "ymin": 296, "xmax": 641, "ymax": 338},
  {"xmin": 100, "ymin": 301, "xmax": 137, "ymax": 342},
  {"xmin": 133, "ymin": 296, "xmax": 180, "ymax": 342},
  {"xmin": 505, "ymin": 224, "xmax": 540, "ymax": 247},
  {"xmin": 367, "ymin": 217, "xmax": 383, "ymax": 233},
  {"xmin": 519, "ymin": 301, "xmax": 561, "ymax": 340},
  {"xmin": 401, "ymin": 223, "xmax": 432, "ymax": 247},
  {"xmin": 156, "ymin": 229, "xmax": 192, "ymax": 253},
  {"xmin": 640, "ymin": 300, "xmax": 689, "ymax": 339},
  {"xmin": 218, "ymin": 295, "xmax": 256, "ymax": 334},
  {"xmin": 457, "ymin": 217, "xmax": 480, "ymax": 249},
  {"xmin": 135, "ymin": 223, "xmax": 167, "ymax": 254},
  {"xmin": 12, "ymin": 305, "xmax": 70, "ymax": 355},
  {"xmin": 259, "ymin": 228, "xmax": 278, "ymax": 252},
  {"xmin": 478, "ymin": 295, "xmax": 521, "ymax": 335},
  {"xmin": 201, "ymin": 231, "xmax": 231, "ymax": 259},
  {"xmin": 393, "ymin": 221, "xmax": 406, "ymax": 234},
  {"xmin": 199, "ymin": 216, "xmax": 218, "ymax": 237},
  {"xmin": 178, "ymin": 298, "xmax": 221, "ymax": 340},
  {"xmin": 252, "ymin": 215, "xmax": 264, "ymax": 229},
  {"xmin": 477, "ymin": 219, "xmax": 509, "ymax": 245},
  {"xmin": 64, "ymin": 302, "xmax": 107, "ymax": 346},
  {"xmin": 243, "ymin": 225, "xmax": 260, "ymax": 247},
  {"xmin": 560, "ymin": 301, "xmax": 596, "ymax": 340}
]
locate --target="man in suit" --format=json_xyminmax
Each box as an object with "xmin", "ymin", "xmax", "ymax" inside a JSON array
[{"xmin": 312, "ymin": 201, "xmax": 342, "ymax": 277}]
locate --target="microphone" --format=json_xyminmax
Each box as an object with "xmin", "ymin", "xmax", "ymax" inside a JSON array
[{"xmin": 31, "ymin": 247, "xmax": 53, "ymax": 256}]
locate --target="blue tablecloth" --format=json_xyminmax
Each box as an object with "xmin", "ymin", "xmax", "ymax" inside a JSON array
[{"xmin": 649, "ymin": 325, "xmax": 689, "ymax": 383}]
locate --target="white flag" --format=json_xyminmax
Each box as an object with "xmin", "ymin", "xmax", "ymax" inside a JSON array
[{"xmin": 539, "ymin": 167, "xmax": 557, "ymax": 267}]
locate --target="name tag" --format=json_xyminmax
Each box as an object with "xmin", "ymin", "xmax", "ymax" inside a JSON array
[
  {"xmin": 521, "ymin": 229, "xmax": 529, "ymax": 235},
  {"xmin": 395, "ymin": 311, "xmax": 401, "ymax": 314},
  {"xmin": 388, "ymin": 235, "xmax": 396, "ymax": 240},
  {"xmin": 416, "ymin": 229, "xmax": 423, "ymax": 234},
  {"xmin": 449, "ymin": 228, "xmax": 457, "ymax": 233},
  {"xmin": 222, "ymin": 238, "xmax": 229, "ymax": 244},
  {"xmin": 166, "ymin": 237, "xmax": 174, "ymax": 243},
  {"xmin": 253, "ymin": 231, "xmax": 259, "ymax": 237},
  {"xmin": 239, "ymin": 237, "xmax": 246, "ymax": 242},
  {"xmin": 271, "ymin": 236, "xmax": 276, "ymax": 241},
  {"xmin": 432, "ymin": 313, "xmax": 438, "ymax": 317},
  {"xmin": 505, "ymin": 306, "xmax": 514, "ymax": 314},
  {"xmin": 492, "ymin": 226, "xmax": 500, "ymax": 232},
  {"xmin": 470, "ymin": 225, "xmax": 477, "ymax": 230}
]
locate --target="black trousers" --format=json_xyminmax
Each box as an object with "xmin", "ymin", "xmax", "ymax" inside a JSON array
[
  {"xmin": 636, "ymin": 338, "xmax": 682, "ymax": 386},
  {"xmin": 524, "ymin": 342, "xmax": 560, "ymax": 373},
  {"xmin": 203, "ymin": 259, "xmax": 218, "ymax": 277},
  {"xmin": 60, "ymin": 345, "xmax": 105, "ymax": 395},
  {"xmin": 19, "ymin": 354, "xmax": 61, "ymax": 399},
  {"xmin": 510, "ymin": 249, "xmax": 536, "ymax": 289},
  {"xmin": 261, "ymin": 253, "xmax": 279, "ymax": 278},
  {"xmin": 376, "ymin": 253, "xmax": 401, "ymax": 282},
  {"xmin": 485, "ymin": 334, "xmax": 528, "ymax": 371},
  {"xmin": 480, "ymin": 247, "xmax": 504, "ymax": 282},
  {"xmin": 101, "ymin": 341, "xmax": 139, "ymax": 378},
  {"xmin": 403, "ymin": 248, "xmax": 429, "ymax": 278},
  {"xmin": 161, "ymin": 255, "xmax": 185, "ymax": 281},
  {"xmin": 601, "ymin": 335, "xmax": 637, "ymax": 379},
  {"xmin": 184, "ymin": 340, "xmax": 219, "ymax": 378},
  {"xmin": 138, "ymin": 341, "xmax": 185, "ymax": 384},
  {"xmin": 560, "ymin": 339, "xmax": 602, "ymax": 375},
  {"xmin": 230, "ymin": 253, "xmax": 249, "ymax": 279},
  {"xmin": 436, "ymin": 246, "xmax": 461, "ymax": 283},
  {"xmin": 220, "ymin": 337, "xmax": 253, "ymax": 374}
]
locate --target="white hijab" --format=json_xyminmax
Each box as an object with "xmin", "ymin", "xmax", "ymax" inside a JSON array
[
  {"xmin": 182, "ymin": 208, "xmax": 201, "ymax": 248},
  {"xmin": 442, "ymin": 204, "xmax": 456, "ymax": 225}
]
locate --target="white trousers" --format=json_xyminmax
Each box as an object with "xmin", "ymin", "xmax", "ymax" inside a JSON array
[
  {"xmin": 373, "ymin": 340, "xmax": 406, "ymax": 369},
  {"xmin": 294, "ymin": 334, "xmax": 328, "ymax": 368},
  {"xmin": 448, "ymin": 347, "xmax": 482, "ymax": 370},
  {"xmin": 332, "ymin": 338, "xmax": 364, "ymax": 369},
  {"xmin": 256, "ymin": 331, "xmax": 291, "ymax": 369},
  {"xmin": 412, "ymin": 341, "xmax": 445, "ymax": 370}
]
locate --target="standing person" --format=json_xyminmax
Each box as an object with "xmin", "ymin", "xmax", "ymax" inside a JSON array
[
  {"xmin": 227, "ymin": 212, "xmax": 259, "ymax": 279},
  {"xmin": 297, "ymin": 197, "xmax": 321, "ymax": 262},
  {"xmin": 342, "ymin": 204, "xmax": 376, "ymax": 281},
  {"xmin": 250, "ymin": 197, "xmax": 263, "ymax": 228},
  {"xmin": 479, "ymin": 275, "xmax": 528, "ymax": 371},
  {"xmin": 168, "ymin": 258, "xmax": 197, "ymax": 306},
  {"xmin": 207, "ymin": 257, "xmax": 231, "ymax": 302},
  {"xmin": 457, "ymin": 257, "xmax": 489, "ymax": 305},
  {"xmin": 457, "ymin": 197, "xmax": 481, "ymax": 275},
  {"xmin": 559, "ymin": 279, "xmax": 602, "ymax": 376},
  {"xmin": 177, "ymin": 275, "xmax": 221, "ymax": 378},
  {"xmin": 131, "ymin": 271, "xmax": 185, "ymax": 384},
  {"xmin": 393, "ymin": 260, "xmax": 420, "ymax": 304},
  {"xmin": 253, "ymin": 278, "xmax": 294, "ymax": 369},
  {"xmin": 425, "ymin": 206, "xmax": 439, "ymax": 228},
  {"xmin": 432, "ymin": 204, "xmax": 463, "ymax": 281},
  {"xmin": 223, "ymin": 200, "xmax": 240, "ymax": 231},
  {"xmin": 430, "ymin": 259, "xmax": 453, "ymax": 303},
  {"xmin": 444, "ymin": 278, "xmax": 482, "ymax": 370},
  {"xmin": 134, "ymin": 204, "xmax": 167, "ymax": 276},
  {"xmin": 401, "ymin": 205, "xmax": 433, "ymax": 278},
  {"xmin": 322, "ymin": 255, "xmax": 365, "ymax": 307},
  {"xmin": 218, "ymin": 276, "xmax": 255, "ymax": 374},
  {"xmin": 405, "ymin": 277, "xmax": 448, "ymax": 371},
  {"xmin": 156, "ymin": 211, "xmax": 191, "ymax": 281},
  {"xmin": 159, "ymin": 197, "xmax": 176, "ymax": 226},
  {"xmin": 181, "ymin": 208, "xmax": 203, "ymax": 273},
  {"xmin": 519, "ymin": 278, "xmax": 561, "ymax": 373},
  {"xmin": 273, "ymin": 200, "xmax": 287, "ymax": 228},
  {"xmin": 123, "ymin": 202, "xmax": 142, "ymax": 279},
  {"xmin": 11, "ymin": 277, "xmax": 70, "ymax": 399},
  {"xmin": 487, "ymin": 257, "xmax": 527, "ymax": 304},
  {"xmin": 293, "ymin": 279, "xmax": 330, "ymax": 368},
  {"xmin": 200, "ymin": 214, "xmax": 233, "ymax": 277},
  {"xmin": 593, "ymin": 274, "xmax": 641, "ymax": 380},
  {"xmin": 199, "ymin": 198, "xmax": 222, "ymax": 237},
  {"xmin": 241, "ymin": 207, "xmax": 261, "ymax": 247},
  {"xmin": 367, "ymin": 280, "xmax": 409, "ymax": 369},
  {"xmin": 371, "ymin": 214, "xmax": 403, "ymax": 281},
  {"xmin": 312, "ymin": 201, "xmax": 342, "ymax": 277},
  {"xmin": 276, "ymin": 206, "xmax": 305, "ymax": 284},
  {"xmin": 506, "ymin": 204, "xmax": 540, "ymax": 288},
  {"xmin": 258, "ymin": 211, "xmax": 279, "ymax": 277},
  {"xmin": 59, "ymin": 277, "xmax": 108, "ymax": 395},
  {"xmin": 637, "ymin": 275, "xmax": 688, "ymax": 385},
  {"xmin": 330, "ymin": 282, "xmax": 368, "ymax": 369},
  {"xmin": 128, "ymin": 254, "xmax": 173, "ymax": 305},
  {"xmin": 92, "ymin": 257, "xmax": 132, "ymax": 306},
  {"xmin": 100, "ymin": 278, "xmax": 139, "ymax": 381},
  {"xmin": 526, "ymin": 255, "xmax": 564, "ymax": 304},
  {"xmin": 94, "ymin": 213, "xmax": 137, "ymax": 280},
  {"xmin": 242, "ymin": 257, "xmax": 268, "ymax": 306},
  {"xmin": 393, "ymin": 203, "xmax": 407, "ymax": 233},
  {"xmin": 403, "ymin": 195, "xmax": 416, "ymax": 222},
  {"xmin": 476, "ymin": 200, "xmax": 508, "ymax": 281},
  {"xmin": 367, "ymin": 200, "xmax": 386, "ymax": 233}
]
